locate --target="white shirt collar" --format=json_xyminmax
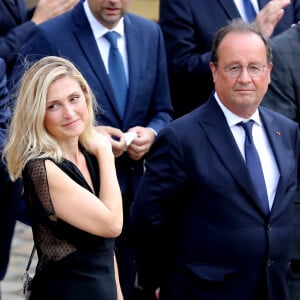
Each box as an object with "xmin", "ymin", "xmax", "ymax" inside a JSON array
[
  {"xmin": 214, "ymin": 92, "xmax": 262, "ymax": 127},
  {"xmin": 83, "ymin": 1, "xmax": 125, "ymax": 40}
]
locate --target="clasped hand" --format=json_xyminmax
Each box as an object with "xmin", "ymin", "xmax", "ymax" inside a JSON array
[{"xmin": 96, "ymin": 126, "xmax": 156, "ymax": 160}]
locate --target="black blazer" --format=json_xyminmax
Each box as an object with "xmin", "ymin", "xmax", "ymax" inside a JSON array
[
  {"xmin": 0, "ymin": 57, "xmax": 23, "ymax": 281},
  {"xmin": 0, "ymin": 0, "xmax": 35, "ymax": 77}
]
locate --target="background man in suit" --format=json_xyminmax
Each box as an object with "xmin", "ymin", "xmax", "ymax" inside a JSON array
[
  {"xmin": 159, "ymin": 0, "xmax": 300, "ymax": 118},
  {"xmin": 0, "ymin": 58, "xmax": 12, "ymax": 298},
  {"xmin": 131, "ymin": 19, "xmax": 299, "ymax": 300},
  {"xmin": 262, "ymin": 23, "xmax": 300, "ymax": 300},
  {"xmin": 0, "ymin": 0, "xmax": 79, "ymax": 79},
  {"xmin": 11, "ymin": 1, "xmax": 173, "ymax": 299}
]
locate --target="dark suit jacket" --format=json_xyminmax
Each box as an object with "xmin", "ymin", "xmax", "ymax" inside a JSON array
[
  {"xmin": 262, "ymin": 24, "xmax": 300, "ymax": 262},
  {"xmin": 159, "ymin": 0, "xmax": 300, "ymax": 117},
  {"xmin": 131, "ymin": 96, "xmax": 299, "ymax": 300},
  {"xmin": 0, "ymin": 0, "xmax": 35, "ymax": 78},
  {"xmin": 0, "ymin": 58, "xmax": 10, "ymax": 135},
  {"xmin": 12, "ymin": 1, "xmax": 173, "ymax": 211},
  {"xmin": 262, "ymin": 24, "xmax": 300, "ymax": 123},
  {"xmin": 0, "ymin": 58, "xmax": 9, "ymax": 279},
  {"xmin": 0, "ymin": 58, "xmax": 23, "ymax": 280}
]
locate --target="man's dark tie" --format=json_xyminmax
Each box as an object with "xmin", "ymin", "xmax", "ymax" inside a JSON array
[
  {"xmin": 104, "ymin": 31, "xmax": 128, "ymax": 118},
  {"xmin": 239, "ymin": 120, "xmax": 269, "ymax": 214},
  {"xmin": 243, "ymin": 0, "xmax": 257, "ymax": 22}
]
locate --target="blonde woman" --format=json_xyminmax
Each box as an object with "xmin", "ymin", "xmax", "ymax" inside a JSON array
[{"xmin": 3, "ymin": 56, "xmax": 123, "ymax": 300}]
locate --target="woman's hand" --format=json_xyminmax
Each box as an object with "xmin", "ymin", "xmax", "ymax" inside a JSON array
[
  {"xmin": 96, "ymin": 125, "xmax": 127, "ymax": 157},
  {"xmin": 85, "ymin": 129, "xmax": 113, "ymax": 158}
]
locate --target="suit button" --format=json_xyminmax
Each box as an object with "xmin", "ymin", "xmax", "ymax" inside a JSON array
[{"xmin": 267, "ymin": 224, "xmax": 272, "ymax": 231}]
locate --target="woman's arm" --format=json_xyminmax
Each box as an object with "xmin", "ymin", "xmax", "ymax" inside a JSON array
[{"xmin": 45, "ymin": 132, "xmax": 123, "ymax": 237}]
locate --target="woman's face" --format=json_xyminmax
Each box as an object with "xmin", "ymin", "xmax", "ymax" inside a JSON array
[{"xmin": 44, "ymin": 76, "xmax": 89, "ymax": 143}]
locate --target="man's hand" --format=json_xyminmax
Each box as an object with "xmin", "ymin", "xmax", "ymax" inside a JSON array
[
  {"xmin": 255, "ymin": 0, "xmax": 291, "ymax": 37},
  {"xmin": 126, "ymin": 126, "xmax": 156, "ymax": 161},
  {"xmin": 31, "ymin": 0, "xmax": 79, "ymax": 25}
]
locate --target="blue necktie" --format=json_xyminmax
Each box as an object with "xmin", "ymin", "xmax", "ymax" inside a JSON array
[
  {"xmin": 243, "ymin": 0, "xmax": 257, "ymax": 22},
  {"xmin": 239, "ymin": 121, "xmax": 269, "ymax": 214},
  {"xmin": 104, "ymin": 31, "xmax": 127, "ymax": 118}
]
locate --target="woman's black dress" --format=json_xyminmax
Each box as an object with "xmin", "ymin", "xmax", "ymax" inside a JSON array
[{"xmin": 22, "ymin": 150, "xmax": 117, "ymax": 300}]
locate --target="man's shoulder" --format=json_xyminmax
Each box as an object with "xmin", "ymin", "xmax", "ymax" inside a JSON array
[
  {"xmin": 260, "ymin": 105, "xmax": 298, "ymax": 128},
  {"xmin": 36, "ymin": 1, "xmax": 84, "ymax": 34},
  {"xmin": 125, "ymin": 13, "xmax": 160, "ymax": 30},
  {"xmin": 170, "ymin": 103, "xmax": 209, "ymax": 130},
  {"xmin": 39, "ymin": 9, "xmax": 74, "ymax": 32},
  {"xmin": 272, "ymin": 24, "xmax": 300, "ymax": 50},
  {"xmin": 27, "ymin": 7, "xmax": 80, "ymax": 45}
]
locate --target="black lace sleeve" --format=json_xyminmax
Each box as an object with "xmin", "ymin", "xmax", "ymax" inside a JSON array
[
  {"xmin": 23, "ymin": 159, "xmax": 77, "ymax": 273},
  {"xmin": 23, "ymin": 159, "xmax": 56, "ymax": 217}
]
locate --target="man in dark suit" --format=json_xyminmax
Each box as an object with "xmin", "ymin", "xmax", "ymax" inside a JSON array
[
  {"xmin": 0, "ymin": 0, "xmax": 78, "ymax": 78},
  {"xmin": 159, "ymin": 0, "xmax": 300, "ymax": 118},
  {"xmin": 131, "ymin": 19, "xmax": 299, "ymax": 300},
  {"xmin": 12, "ymin": 1, "xmax": 173, "ymax": 299},
  {"xmin": 0, "ymin": 58, "xmax": 12, "ymax": 298},
  {"xmin": 262, "ymin": 23, "xmax": 300, "ymax": 300}
]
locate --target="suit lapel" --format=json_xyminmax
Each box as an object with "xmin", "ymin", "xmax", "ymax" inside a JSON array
[
  {"xmin": 122, "ymin": 14, "xmax": 139, "ymax": 124},
  {"xmin": 219, "ymin": 0, "xmax": 270, "ymax": 19},
  {"xmin": 218, "ymin": 0, "xmax": 241, "ymax": 19},
  {"xmin": 201, "ymin": 98, "xmax": 269, "ymax": 214},
  {"xmin": 2, "ymin": 0, "xmax": 21, "ymax": 23},
  {"xmin": 258, "ymin": 108, "xmax": 287, "ymax": 214}
]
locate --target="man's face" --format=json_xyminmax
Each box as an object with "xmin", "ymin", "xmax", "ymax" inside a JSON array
[
  {"xmin": 88, "ymin": 0, "xmax": 133, "ymax": 29},
  {"xmin": 210, "ymin": 31, "xmax": 272, "ymax": 118}
]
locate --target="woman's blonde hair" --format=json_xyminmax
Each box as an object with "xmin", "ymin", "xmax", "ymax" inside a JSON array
[{"xmin": 3, "ymin": 56, "xmax": 98, "ymax": 180}]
